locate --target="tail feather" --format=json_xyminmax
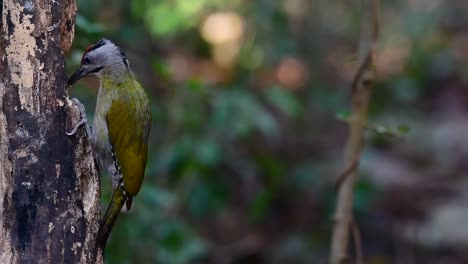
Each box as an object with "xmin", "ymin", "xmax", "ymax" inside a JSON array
[
  {"xmin": 97, "ymin": 188, "xmax": 125, "ymax": 250},
  {"xmin": 125, "ymin": 196, "xmax": 133, "ymax": 211}
]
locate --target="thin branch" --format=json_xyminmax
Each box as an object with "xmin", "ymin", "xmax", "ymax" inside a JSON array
[
  {"xmin": 350, "ymin": 51, "xmax": 373, "ymax": 94},
  {"xmin": 329, "ymin": 0, "xmax": 381, "ymax": 263},
  {"xmin": 352, "ymin": 219, "xmax": 364, "ymax": 264},
  {"xmin": 334, "ymin": 158, "xmax": 360, "ymax": 191}
]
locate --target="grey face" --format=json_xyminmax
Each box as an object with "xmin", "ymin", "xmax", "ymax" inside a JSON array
[{"xmin": 68, "ymin": 38, "xmax": 129, "ymax": 85}]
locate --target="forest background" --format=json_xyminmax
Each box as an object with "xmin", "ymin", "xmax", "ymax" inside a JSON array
[{"xmin": 68, "ymin": 0, "xmax": 468, "ymax": 263}]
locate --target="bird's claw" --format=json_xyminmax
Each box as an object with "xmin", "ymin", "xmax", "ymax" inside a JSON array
[
  {"xmin": 66, "ymin": 118, "xmax": 88, "ymax": 136},
  {"xmin": 66, "ymin": 97, "xmax": 92, "ymax": 137}
]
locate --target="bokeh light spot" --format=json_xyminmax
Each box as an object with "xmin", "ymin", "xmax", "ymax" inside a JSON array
[
  {"xmin": 276, "ymin": 57, "xmax": 308, "ymax": 90},
  {"xmin": 201, "ymin": 12, "xmax": 244, "ymax": 45}
]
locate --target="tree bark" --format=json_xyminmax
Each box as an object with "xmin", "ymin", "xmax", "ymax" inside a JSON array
[{"xmin": 0, "ymin": 0, "xmax": 102, "ymax": 263}]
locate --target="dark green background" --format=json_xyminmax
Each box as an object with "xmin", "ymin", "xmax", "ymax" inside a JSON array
[{"xmin": 67, "ymin": 0, "xmax": 468, "ymax": 263}]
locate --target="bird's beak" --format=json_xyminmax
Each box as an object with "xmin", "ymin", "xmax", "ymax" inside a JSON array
[{"xmin": 68, "ymin": 67, "xmax": 85, "ymax": 85}]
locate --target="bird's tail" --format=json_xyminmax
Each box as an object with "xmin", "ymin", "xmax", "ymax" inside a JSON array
[{"xmin": 97, "ymin": 187, "xmax": 125, "ymax": 250}]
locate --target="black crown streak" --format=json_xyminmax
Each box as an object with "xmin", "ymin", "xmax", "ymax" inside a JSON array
[
  {"xmin": 119, "ymin": 49, "xmax": 130, "ymax": 70},
  {"xmin": 81, "ymin": 38, "xmax": 108, "ymax": 63},
  {"xmin": 84, "ymin": 38, "xmax": 130, "ymax": 71},
  {"xmin": 85, "ymin": 38, "xmax": 108, "ymax": 54}
]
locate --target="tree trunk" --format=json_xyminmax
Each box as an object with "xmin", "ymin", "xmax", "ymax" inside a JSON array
[{"xmin": 0, "ymin": 0, "xmax": 102, "ymax": 263}]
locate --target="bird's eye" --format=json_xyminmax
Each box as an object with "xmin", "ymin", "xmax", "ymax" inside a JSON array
[{"xmin": 83, "ymin": 57, "xmax": 91, "ymax": 65}]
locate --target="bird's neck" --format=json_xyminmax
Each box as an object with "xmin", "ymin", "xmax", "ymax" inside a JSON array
[
  {"xmin": 99, "ymin": 72, "xmax": 135, "ymax": 94},
  {"xmin": 100, "ymin": 64, "xmax": 132, "ymax": 84}
]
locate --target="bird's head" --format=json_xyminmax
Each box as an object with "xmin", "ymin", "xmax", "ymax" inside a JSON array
[{"xmin": 68, "ymin": 38, "xmax": 130, "ymax": 85}]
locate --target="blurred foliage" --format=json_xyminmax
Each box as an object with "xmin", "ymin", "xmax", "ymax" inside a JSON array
[{"xmin": 67, "ymin": 0, "xmax": 468, "ymax": 263}]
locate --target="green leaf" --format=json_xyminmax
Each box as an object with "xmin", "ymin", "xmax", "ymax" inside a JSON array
[
  {"xmin": 369, "ymin": 122, "xmax": 411, "ymax": 139},
  {"xmin": 336, "ymin": 110, "xmax": 351, "ymax": 121},
  {"xmin": 397, "ymin": 124, "xmax": 410, "ymax": 135}
]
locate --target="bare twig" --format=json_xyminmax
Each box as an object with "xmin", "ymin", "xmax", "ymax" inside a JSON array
[
  {"xmin": 329, "ymin": 0, "xmax": 381, "ymax": 263},
  {"xmin": 350, "ymin": 52, "xmax": 373, "ymax": 94},
  {"xmin": 352, "ymin": 219, "xmax": 364, "ymax": 264},
  {"xmin": 334, "ymin": 158, "xmax": 360, "ymax": 191}
]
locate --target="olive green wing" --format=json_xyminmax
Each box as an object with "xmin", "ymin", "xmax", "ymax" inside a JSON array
[{"xmin": 106, "ymin": 98, "xmax": 149, "ymax": 196}]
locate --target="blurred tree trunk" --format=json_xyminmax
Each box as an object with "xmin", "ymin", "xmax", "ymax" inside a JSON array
[{"xmin": 0, "ymin": 0, "xmax": 102, "ymax": 263}]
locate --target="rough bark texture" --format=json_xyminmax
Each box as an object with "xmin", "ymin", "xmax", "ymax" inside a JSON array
[{"xmin": 0, "ymin": 0, "xmax": 102, "ymax": 263}]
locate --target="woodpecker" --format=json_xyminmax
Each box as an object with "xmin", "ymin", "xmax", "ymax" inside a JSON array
[{"xmin": 68, "ymin": 38, "xmax": 151, "ymax": 248}]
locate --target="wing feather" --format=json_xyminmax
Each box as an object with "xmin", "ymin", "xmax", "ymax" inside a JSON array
[{"xmin": 106, "ymin": 98, "xmax": 149, "ymax": 196}]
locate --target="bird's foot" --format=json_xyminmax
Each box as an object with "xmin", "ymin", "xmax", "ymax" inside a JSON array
[{"xmin": 66, "ymin": 98, "xmax": 92, "ymax": 137}]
